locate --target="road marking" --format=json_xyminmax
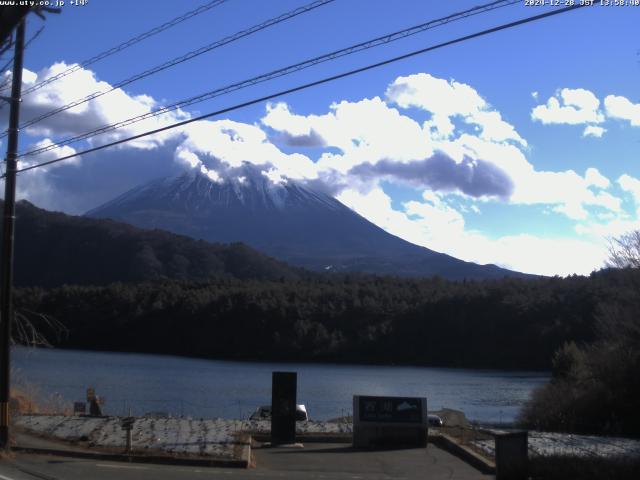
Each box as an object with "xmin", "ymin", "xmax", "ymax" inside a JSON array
[
  {"xmin": 0, "ymin": 474, "xmax": 16, "ymax": 480},
  {"xmin": 96, "ymin": 463, "xmax": 149, "ymax": 470}
]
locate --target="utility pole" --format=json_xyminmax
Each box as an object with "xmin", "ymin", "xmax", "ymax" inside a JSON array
[{"xmin": 0, "ymin": 17, "xmax": 25, "ymax": 450}]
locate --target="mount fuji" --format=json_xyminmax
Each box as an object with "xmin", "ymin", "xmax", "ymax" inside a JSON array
[{"xmin": 86, "ymin": 168, "xmax": 525, "ymax": 280}]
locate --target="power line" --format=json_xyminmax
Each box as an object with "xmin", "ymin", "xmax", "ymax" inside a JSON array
[
  {"xmin": 3, "ymin": 0, "xmax": 336, "ymax": 137},
  {"xmin": 0, "ymin": 24, "xmax": 44, "ymax": 76},
  {"xmin": 20, "ymin": 0, "xmax": 521, "ymax": 159},
  {"xmin": 0, "ymin": 25, "xmax": 45, "ymax": 97},
  {"xmin": 10, "ymin": 0, "xmax": 230, "ymax": 97},
  {"xmin": 9, "ymin": 3, "xmax": 591, "ymax": 178},
  {"xmin": 0, "ymin": 25, "xmax": 44, "ymax": 122}
]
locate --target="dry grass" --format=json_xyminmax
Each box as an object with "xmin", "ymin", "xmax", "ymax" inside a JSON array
[
  {"xmin": 9, "ymin": 383, "xmax": 73, "ymax": 418},
  {"xmin": 9, "ymin": 386, "xmax": 39, "ymax": 416}
]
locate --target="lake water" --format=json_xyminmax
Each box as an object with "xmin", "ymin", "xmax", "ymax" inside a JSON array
[{"xmin": 12, "ymin": 347, "xmax": 548, "ymax": 424}]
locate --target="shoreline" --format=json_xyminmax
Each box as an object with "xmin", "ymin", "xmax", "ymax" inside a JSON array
[{"xmin": 12, "ymin": 344, "xmax": 552, "ymax": 375}]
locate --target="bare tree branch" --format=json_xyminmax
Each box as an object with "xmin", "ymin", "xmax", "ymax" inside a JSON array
[
  {"xmin": 606, "ymin": 230, "xmax": 640, "ymax": 269},
  {"xmin": 12, "ymin": 308, "xmax": 68, "ymax": 347}
]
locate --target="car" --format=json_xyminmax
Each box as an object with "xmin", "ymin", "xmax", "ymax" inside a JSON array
[
  {"xmin": 428, "ymin": 414, "xmax": 444, "ymax": 427},
  {"xmin": 249, "ymin": 404, "xmax": 309, "ymax": 421}
]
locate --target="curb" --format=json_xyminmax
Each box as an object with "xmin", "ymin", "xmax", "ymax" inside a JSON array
[
  {"xmin": 430, "ymin": 433, "xmax": 496, "ymax": 474},
  {"xmin": 12, "ymin": 444, "xmax": 250, "ymax": 469},
  {"xmin": 234, "ymin": 433, "xmax": 252, "ymax": 467},
  {"xmin": 250, "ymin": 432, "xmax": 352, "ymax": 443}
]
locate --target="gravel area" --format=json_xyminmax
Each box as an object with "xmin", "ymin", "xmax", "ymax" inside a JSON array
[{"xmin": 14, "ymin": 414, "xmax": 353, "ymax": 458}]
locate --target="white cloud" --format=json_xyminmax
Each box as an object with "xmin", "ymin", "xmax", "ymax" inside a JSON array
[
  {"xmin": 583, "ymin": 125, "xmax": 606, "ymax": 138},
  {"xmin": 604, "ymin": 95, "xmax": 640, "ymax": 126},
  {"xmin": 13, "ymin": 140, "xmax": 80, "ymax": 212},
  {"xmin": 576, "ymin": 220, "xmax": 639, "ymax": 239},
  {"xmin": 338, "ymin": 187, "xmax": 606, "ymax": 276},
  {"xmin": 10, "ymin": 62, "xmax": 628, "ymax": 276},
  {"xmin": 552, "ymin": 202, "xmax": 589, "ymax": 221},
  {"xmin": 439, "ymin": 133, "xmax": 619, "ymax": 220},
  {"xmin": 619, "ymin": 174, "xmax": 640, "ymax": 203},
  {"xmin": 9, "ymin": 62, "xmax": 190, "ymax": 151},
  {"xmin": 532, "ymin": 89, "xmax": 640, "ymax": 134},
  {"xmin": 263, "ymin": 75, "xmax": 621, "ymax": 224},
  {"xmin": 423, "ymin": 115, "xmax": 455, "ymax": 139},
  {"xmin": 386, "ymin": 73, "xmax": 485, "ymax": 118},
  {"xmin": 531, "ymin": 88, "xmax": 604, "ymax": 125},
  {"xmin": 585, "ymin": 167, "xmax": 610, "ymax": 189},
  {"xmin": 386, "ymin": 73, "xmax": 527, "ymax": 146},
  {"xmin": 263, "ymin": 98, "xmax": 433, "ymax": 171},
  {"xmin": 618, "ymin": 174, "xmax": 640, "ymax": 218},
  {"xmin": 9, "ymin": 62, "xmax": 324, "ymax": 209},
  {"xmin": 174, "ymin": 119, "xmax": 318, "ymax": 183},
  {"xmin": 18, "ymin": 138, "xmax": 79, "ymax": 169},
  {"xmin": 571, "ymin": 174, "xmax": 640, "ymax": 241}
]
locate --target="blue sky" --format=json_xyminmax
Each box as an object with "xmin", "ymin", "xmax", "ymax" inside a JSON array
[{"xmin": 3, "ymin": 0, "xmax": 640, "ymax": 276}]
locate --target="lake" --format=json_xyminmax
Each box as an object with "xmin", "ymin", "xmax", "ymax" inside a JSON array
[{"xmin": 12, "ymin": 347, "xmax": 548, "ymax": 424}]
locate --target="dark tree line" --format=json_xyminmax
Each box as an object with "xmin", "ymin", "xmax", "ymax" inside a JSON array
[
  {"xmin": 520, "ymin": 267, "xmax": 640, "ymax": 437},
  {"xmin": 14, "ymin": 269, "xmax": 628, "ymax": 371}
]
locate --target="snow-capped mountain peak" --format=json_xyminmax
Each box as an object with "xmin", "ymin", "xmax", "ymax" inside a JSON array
[{"xmin": 86, "ymin": 167, "xmax": 524, "ymax": 280}]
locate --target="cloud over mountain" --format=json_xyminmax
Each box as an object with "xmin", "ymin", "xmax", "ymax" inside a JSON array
[
  {"xmin": 349, "ymin": 153, "xmax": 514, "ymax": 199},
  {"xmin": 3, "ymin": 61, "xmax": 634, "ymax": 275},
  {"xmin": 4, "ymin": 62, "xmax": 189, "ymax": 147}
]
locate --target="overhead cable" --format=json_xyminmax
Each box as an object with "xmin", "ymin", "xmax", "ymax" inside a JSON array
[
  {"xmin": 15, "ymin": 0, "xmax": 230, "ymax": 96},
  {"xmin": 3, "ymin": 0, "xmax": 336, "ymax": 137},
  {"xmin": 9, "ymin": 3, "xmax": 591, "ymax": 177},
  {"xmin": 20, "ymin": 0, "xmax": 521, "ymax": 158}
]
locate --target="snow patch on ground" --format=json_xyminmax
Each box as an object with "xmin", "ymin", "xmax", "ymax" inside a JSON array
[
  {"xmin": 16, "ymin": 415, "xmax": 245, "ymax": 458},
  {"xmin": 15, "ymin": 415, "xmax": 353, "ymax": 458},
  {"xmin": 472, "ymin": 432, "xmax": 640, "ymax": 459}
]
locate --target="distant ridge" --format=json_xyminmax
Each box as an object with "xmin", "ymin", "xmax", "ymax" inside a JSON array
[
  {"xmin": 4, "ymin": 199, "xmax": 302, "ymax": 288},
  {"xmin": 87, "ymin": 168, "xmax": 530, "ymax": 280}
]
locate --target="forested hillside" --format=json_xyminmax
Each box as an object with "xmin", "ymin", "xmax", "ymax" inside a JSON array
[
  {"xmin": 15, "ymin": 269, "xmax": 627, "ymax": 370},
  {"xmin": 5, "ymin": 200, "xmax": 303, "ymax": 287}
]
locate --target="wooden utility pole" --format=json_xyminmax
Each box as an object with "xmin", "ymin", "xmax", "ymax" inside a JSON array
[{"xmin": 0, "ymin": 17, "xmax": 25, "ymax": 450}]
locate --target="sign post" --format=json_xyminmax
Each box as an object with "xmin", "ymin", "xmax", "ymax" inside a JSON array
[
  {"xmin": 271, "ymin": 371, "xmax": 297, "ymax": 446},
  {"xmin": 121, "ymin": 416, "xmax": 135, "ymax": 454}
]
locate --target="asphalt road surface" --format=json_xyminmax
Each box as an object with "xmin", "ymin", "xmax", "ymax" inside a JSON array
[{"xmin": 0, "ymin": 443, "xmax": 494, "ymax": 480}]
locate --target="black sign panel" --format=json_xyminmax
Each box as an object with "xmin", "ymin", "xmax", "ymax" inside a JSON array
[
  {"xmin": 358, "ymin": 396, "xmax": 423, "ymax": 423},
  {"xmin": 271, "ymin": 371, "xmax": 297, "ymax": 445},
  {"xmin": 121, "ymin": 417, "xmax": 135, "ymax": 430}
]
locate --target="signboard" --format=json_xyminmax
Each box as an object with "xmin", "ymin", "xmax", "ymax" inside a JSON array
[
  {"xmin": 357, "ymin": 396, "xmax": 424, "ymax": 424},
  {"xmin": 271, "ymin": 371, "xmax": 297, "ymax": 445},
  {"xmin": 121, "ymin": 417, "xmax": 135, "ymax": 431},
  {"xmin": 353, "ymin": 395, "xmax": 428, "ymax": 448}
]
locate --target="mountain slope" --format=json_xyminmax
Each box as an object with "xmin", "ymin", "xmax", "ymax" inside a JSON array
[
  {"xmin": 4, "ymin": 199, "xmax": 302, "ymax": 288},
  {"xmin": 87, "ymin": 169, "xmax": 527, "ymax": 280}
]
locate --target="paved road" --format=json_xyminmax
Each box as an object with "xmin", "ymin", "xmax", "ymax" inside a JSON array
[{"xmin": 0, "ymin": 443, "xmax": 494, "ymax": 479}]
